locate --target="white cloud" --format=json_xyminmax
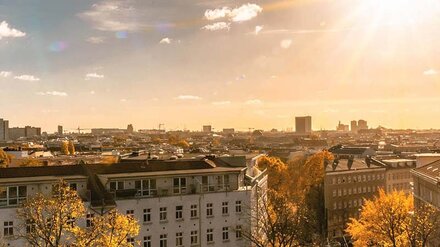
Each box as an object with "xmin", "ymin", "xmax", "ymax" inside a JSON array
[
  {"xmin": 280, "ymin": 39, "xmax": 292, "ymax": 49},
  {"xmin": 245, "ymin": 99, "xmax": 263, "ymax": 105},
  {"xmin": 255, "ymin": 25, "xmax": 263, "ymax": 35},
  {"xmin": 212, "ymin": 101, "xmax": 231, "ymax": 105},
  {"xmin": 85, "ymin": 73, "xmax": 104, "ymax": 80},
  {"xmin": 0, "ymin": 71, "xmax": 11, "ymax": 78},
  {"xmin": 36, "ymin": 91, "xmax": 68, "ymax": 97},
  {"xmin": 229, "ymin": 4, "xmax": 262, "ymax": 22},
  {"xmin": 423, "ymin": 69, "xmax": 438, "ymax": 76},
  {"xmin": 202, "ymin": 22, "xmax": 230, "ymax": 31},
  {"xmin": 204, "ymin": 7, "xmax": 231, "ymax": 20},
  {"xmin": 86, "ymin": 36, "xmax": 106, "ymax": 44},
  {"xmin": 0, "ymin": 21, "xmax": 26, "ymax": 40},
  {"xmin": 175, "ymin": 95, "xmax": 202, "ymax": 100},
  {"xmin": 204, "ymin": 4, "xmax": 262, "ymax": 22},
  {"xmin": 14, "ymin": 75, "xmax": 40, "ymax": 81},
  {"xmin": 79, "ymin": 1, "xmax": 141, "ymax": 31},
  {"xmin": 159, "ymin": 37, "xmax": 171, "ymax": 44}
]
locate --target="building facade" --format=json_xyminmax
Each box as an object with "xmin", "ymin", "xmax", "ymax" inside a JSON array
[
  {"xmin": 0, "ymin": 118, "xmax": 9, "ymax": 141},
  {"xmin": 295, "ymin": 116, "xmax": 312, "ymax": 134},
  {"xmin": 0, "ymin": 156, "xmax": 267, "ymax": 247},
  {"xmin": 324, "ymin": 158, "xmax": 386, "ymax": 241}
]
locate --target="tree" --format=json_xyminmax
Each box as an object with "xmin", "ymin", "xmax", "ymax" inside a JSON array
[
  {"xmin": 0, "ymin": 148, "xmax": 12, "ymax": 167},
  {"xmin": 17, "ymin": 180, "xmax": 139, "ymax": 247},
  {"xmin": 18, "ymin": 158, "xmax": 43, "ymax": 167},
  {"xmin": 68, "ymin": 141, "xmax": 75, "ymax": 155},
  {"xmin": 247, "ymin": 152, "xmax": 333, "ymax": 246},
  {"xmin": 346, "ymin": 189, "xmax": 440, "ymax": 247},
  {"xmin": 243, "ymin": 190, "xmax": 303, "ymax": 247},
  {"xmin": 60, "ymin": 141, "xmax": 69, "ymax": 155}
]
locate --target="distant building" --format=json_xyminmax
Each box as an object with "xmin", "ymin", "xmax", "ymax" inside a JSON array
[
  {"xmin": 358, "ymin": 119, "xmax": 368, "ymax": 130},
  {"xmin": 350, "ymin": 120, "xmax": 358, "ymax": 133},
  {"xmin": 91, "ymin": 128, "xmax": 126, "ymax": 135},
  {"xmin": 58, "ymin": 125, "xmax": 63, "ymax": 135},
  {"xmin": 336, "ymin": 121, "xmax": 349, "ymax": 132},
  {"xmin": 324, "ymin": 157, "xmax": 386, "ymax": 240},
  {"xmin": 8, "ymin": 126, "xmax": 41, "ymax": 140},
  {"xmin": 295, "ymin": 116, "xmax": 312, "ymax": 134},
  {"xmin": 222, "ymin": 128, "xmax": 235, "ymax": 134},
  {"xmin": 0, "ymin": 118, "xmax": 9, "ymax": 141},
  {"xmin": 127, "ymin": 124, "xmax": 134, "ymax": 133},
  {"xmin": 328, "ymin": 145, "xmax": 376, "ymax": 158},
  {"xmin": 203, "ymin": 125, "xmax": 212, "ymax": 133}
]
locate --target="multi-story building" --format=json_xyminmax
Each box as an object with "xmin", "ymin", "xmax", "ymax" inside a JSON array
[
  {"xmin": 8, "ymin": 126, "xmax": 41, "ymax": 140},
  {"xmin": 295, "ymin": 116, "xmax": 312, "ymax": 134},
  {"xmin": 203, "ymin": 125, "xmax": 212, "ymax": 133},
  {"xmin": 350, "ymin": 120, "xmax": 358, "ymax": 133},
  {"xmin": 357, "ymin": 120, "xmax": 368, "ymax": 130},
  {"xmin": 0, "ymin": 155, "xmax": 267, "ymax": 246},
  {"xmin": 378, "ymin": 158, "xmax": 416, "ymax": 193},
  {"xmin": 0, "ymin": 118, "xmax": 9, "ymax": 141},
  {"xmin": 58, "ymin": 125, "xmax": 63, "ymax": 135},
  {"xmin": 324, "ymin": 158, "xmax": 386, "ymax": 241}
]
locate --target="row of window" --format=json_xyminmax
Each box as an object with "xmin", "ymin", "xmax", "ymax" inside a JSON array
[
  {"xmin": 332, "ymin": 198, "xmax": 365, "ymax": 210},
  {"xmin": 332, "ymin": 185, "xmax": 382, "ymax": 197},
  {"xmin": 331, "ymin": 173, "xmax": 385, "ymax": 185},
  {"xmin": 110, "ymin": 175, "xmax": 232, "ymax": 196},
  {"xmin": 388, "ymin": 172, "xmax": 411, "ymax": 181},
  {"xmin": 139, "ymin": 201, "xmax": 243, "ymax": 223},
  {"xmin": 141, "ymin": 226, "xmax": 242, "ymax": 247}
]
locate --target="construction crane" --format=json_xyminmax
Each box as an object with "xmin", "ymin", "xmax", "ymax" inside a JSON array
[{"xmin": 65, "ymin": 127, "xmax": 91, "ymax": 134}]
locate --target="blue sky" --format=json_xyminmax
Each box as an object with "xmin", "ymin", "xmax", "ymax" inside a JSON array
[{"xmin": 1, "ymin": 0, "xmax": 440, "ymax": 132}]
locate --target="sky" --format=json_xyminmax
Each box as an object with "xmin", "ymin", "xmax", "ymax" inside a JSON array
[{"xmin": 1, "ymin": 0, "xmax": 440, "ymax": 132}]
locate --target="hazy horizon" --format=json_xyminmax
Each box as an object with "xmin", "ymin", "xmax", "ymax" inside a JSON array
[{"xmin": 1, "ymin": 0, "xmax": 440, "ymax": 132}]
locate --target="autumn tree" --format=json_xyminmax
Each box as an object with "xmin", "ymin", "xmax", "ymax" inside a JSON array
[
  {"xmin": 347, "ymin": 189, "xmax": 440, "ymax": 247},
  {"xmin": 68, "ymin": 141, "xmax": 75, "ymax": 155},
  {"xmin": 247, "ymin": 152, "xmax": 333, "ymax": 246},
  {"xmin": 0, "ymin": 148, "xmax": 12, "ymax": 167},
  {"xmin": 17, "ymin": 180, "xmax": 139, "ymax": 247},
  {"xmin": 60, "ymin": 141, "xmax": 69, "ymax": 155}
]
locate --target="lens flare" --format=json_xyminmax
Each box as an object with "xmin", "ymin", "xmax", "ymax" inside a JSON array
[{"xmin": 48, "ymin": 41, "xmax": 68, "ymax": 52}]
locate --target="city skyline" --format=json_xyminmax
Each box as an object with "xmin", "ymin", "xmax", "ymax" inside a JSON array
[{"xmin": 1, "ymin": 0, "xmax": 440, "ymax": 131}]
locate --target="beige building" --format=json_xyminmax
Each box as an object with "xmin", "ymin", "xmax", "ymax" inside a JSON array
[
  {"xmin": 324, "ymin": 158, "xmax": 386, "ymax": 241},
  {"xmin": 379, "ymin": 158, "xmax": 416, "ymax": 193}
]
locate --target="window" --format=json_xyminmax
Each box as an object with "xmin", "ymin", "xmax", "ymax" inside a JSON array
[
  {"xmin": 207, "ymin": 228, "xmax": 214, "ymax": 243},
  {"xmin": 126, "ymin": 209, "xmax": 134, "ymax": 218},
  {"xmin": 0, "ymin": 185, "xmax": 27, "ymax": 207},
  {"xmin": 235, "ymin": 200, "xmax": 242, "ymax": 213},
  {"xmin": 176, "ymin": 232, "xmax": 183, "ymax": 246},
  {"xmin": 3, "ymin": 221, "xmax": 13, "ymax": 237},
  {"xmin": 160, "ymin": 234, "xmax": 167, "ymax": 247},
  {"xmin": 173, "ymin": 178, "xmax": 187, "ymax": 194},
  {"xmin": 126, "ymin": 237, "xmax": 135, "ymax": 246},
  {"xmin": 86, "ymin": 213, "xmax": 94, "ymax": 227},
  {"xmin": 26, "ymin": 219, "xmax": 35, "ymax": 234},
  {"xmin": 190, "ymin": 204, "xmax": 198, "ymax": 218},
  {"xmin": 143, "ymin": 208, "xmax": 151, "ymax": 223},
  {"xmin": 222, "ymin": 227, "xmax": 229, "ymax": 241},
  {"xmin": 135, "ymin": 179, "xmax": 157, "ymax": 196},
  {"xmin": 206, "ymin": 203, "xmax": 213, "ymax": 217},
  {"xmin": 222, "ymin": 202, "xmax": 229, "ymax": 215},
  {"xmin": 191, "ymin": 230, "xmax": 198, "ymax": 245},
  {"xmin": 109, "ymin": 181, "xmax": 124, "ymax": 191},
  {"xmin": 217, "ymin": 175, "xmax": 230, "ymax": 190},
  {"xmin": 160, "ymin": 207, "xmax": 167, "ymax": 221},
  {"xmin": 202, "ymin": 176, "xmax": 215, "ymax": 192},
  {"xmin": 69, "ymin": 183, "xmax": 78, "ymax": 191},
  {"xmin": 67, "ymin": 215, "xmax": 75, "ymax": 227},
  {"xmin": 332, "ymin": 190, "xmax": 336, "ymax": 197},
  {"xmin": 236, "ymin": 225, "xmax": 242, "ymax": 239},
  {"xmin": 143, "ymin": 236, "xmax": 151, "ymax": 247},
  {"xmin": 176, "ymin": 206, "xmax": 183, "ymax": 220}
]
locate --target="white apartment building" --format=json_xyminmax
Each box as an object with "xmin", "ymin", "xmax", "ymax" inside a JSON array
[{"xmin": 0, "ymin": 155, "xmax": 268, "ymax": 247}]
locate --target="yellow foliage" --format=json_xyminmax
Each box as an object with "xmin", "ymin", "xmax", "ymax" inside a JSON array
[{"xmin": 347, "ymin": 189, "xmax": 413, "ymax": 247}]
